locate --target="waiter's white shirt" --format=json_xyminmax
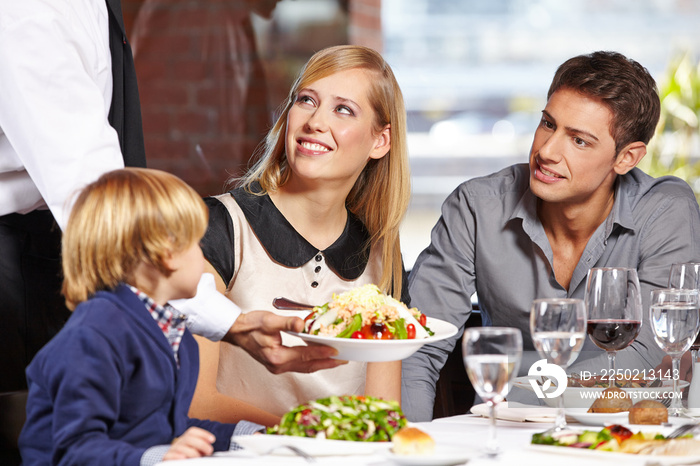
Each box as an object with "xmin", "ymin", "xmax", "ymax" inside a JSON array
[
  {"xmin": 0, "ymin": 0, "xmax": 123, "ymax": 229},
  {"xmin": 0, "ymin": 0, "xmax": 238, "ymax": 339}
]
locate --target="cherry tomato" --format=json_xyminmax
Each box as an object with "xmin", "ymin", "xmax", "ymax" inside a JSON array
[
  {"xmin": 299, "ymin": 408, "xmax": 316, "ymax": 425},
  {"xmin": 351, "ymin": 331, "xmax": 364, "ymax": 339},
  {"xmin": 379, "ymin": 323, "xmax": 394, "ymax": 340},
  {"xmin": 359, "ymin": 322, "xmax": 393, "ymax": 340},
  {"xmin": 419, "ymin": 313, "xmax": 427, "ymax": 327},
  {"xmin": 371, "ymin": 322, "xmax": 386, "ymax": 339},
  {"xmin": 607, "ymin": 424, "xmax": 633, "ymax": 443},
  {"xmin": 407, "ymin": 323, "xmax": 416, "ymax": 339}
]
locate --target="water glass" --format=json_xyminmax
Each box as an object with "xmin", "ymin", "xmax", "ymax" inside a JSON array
[
  {"xmin": 462, "ymin": 327, "xmax": 522, "ymax": 456},
  {"xmin": 650, "ymin": 288, "xmax": 700, "ymax": 416},
  {"xmin": 530, "ymin": 298, "xmax": 586, "ymax": 430}
]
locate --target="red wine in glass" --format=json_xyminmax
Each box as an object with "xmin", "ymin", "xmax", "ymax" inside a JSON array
[
  {"xmin": 585, "ymin": 268, "xmax": 643, "ymax": 388},
  {"xmin": 587, "ymin": 319, "xmax": 642, "ymax": 351}
]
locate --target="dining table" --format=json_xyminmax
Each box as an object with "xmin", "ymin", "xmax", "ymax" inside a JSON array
[{"xmin": 157, "ymin": 403, "xmax": 696, "ymax": 466}]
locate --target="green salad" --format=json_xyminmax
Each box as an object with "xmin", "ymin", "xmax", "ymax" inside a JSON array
[
  {"xmin": 531, "ymin": 424, "xmax": 667, "ymax": 452},
  {"xmin": 303, "ymin": 284, "xmax": 433, "ymax": 340},
  {"xmin": 267, "ymin": 395, "xmax": 407, "ymax": 442}
]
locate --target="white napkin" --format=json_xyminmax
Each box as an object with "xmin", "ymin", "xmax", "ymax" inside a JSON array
[{"xmin": 470, "ymin": 401, "xmax": 557, "ymax": 422}]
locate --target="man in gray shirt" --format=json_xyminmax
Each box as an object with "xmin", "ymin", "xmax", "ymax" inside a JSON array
[{"xmin": 402, "ymin": 51, "xmax": 700, "ymax": 421}]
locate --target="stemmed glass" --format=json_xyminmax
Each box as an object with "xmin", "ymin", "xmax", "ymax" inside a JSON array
[
  {"xmin": 669, "ymin": 263, "xmax": 700, "ymax": 291},
  {"xmin": 650, "ymin": 288, "xmax": 700, "ymax": 416},
  {"xmin": 462, "ymin": 327, "xmax": 522, "ymax": 457},
  {"xmin": 669, "ymin": 263, "xmax": 700, "ymax": 355},
  {"xmin": 530, "ymin": 298, "xmax": 586, "ymax": 431},
  {"xmin": 668, "ymin": 263, "xmax": 700, "ymax": 410},
  {"xmin": 584, "ymin": 267, "xmax": 643, "ymax": 388}
]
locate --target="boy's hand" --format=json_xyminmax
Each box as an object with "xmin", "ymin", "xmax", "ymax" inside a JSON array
[
  {"xmin": 224, "ymin": 311, "xmax": 347, "ymax": 374},
  {"xmin": 163, "ymin": 427, "xmax": 215, "ymax": 461}
]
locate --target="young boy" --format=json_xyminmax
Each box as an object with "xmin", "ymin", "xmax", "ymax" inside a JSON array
[{"xmin": 19, "ymin": 168, "xmax": 261, "ymax": 465}]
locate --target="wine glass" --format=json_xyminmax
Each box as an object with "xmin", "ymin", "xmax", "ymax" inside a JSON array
[
  {"xmin": 462, "ymin": 327, "xmax": 522, "ymax": 456},
  {"xmin": 530, "ymin": 298, "xmax": 586, "ymax": 431},
  {"xmin": 584, "ymin": 267, "xmax": 643, "ymax": 388},
  {"xmin": 669, "ymin": 263, "xmax": 700, "ymax": 354},
  {"xmin": 668, "ymin": 263, "xmax": 700, "ymax": 410},
  {"xmin": 669, "ymin": 263, "xmax": 700, "ymax": 291},
  {"xmin": 650, "ymin": 288, "xmax": 700, "ymax": 416}
]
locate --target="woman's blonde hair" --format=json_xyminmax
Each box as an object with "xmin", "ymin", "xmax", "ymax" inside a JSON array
[
  {"xmin": 239, "ymin": 45, "xmax": 410, "ymax": 298},
  {"xmin": 62, "ymin": 168, "xmax": 208, "ymax": 309}
]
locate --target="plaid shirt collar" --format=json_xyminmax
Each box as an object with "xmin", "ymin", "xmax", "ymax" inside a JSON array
[{"xmin": 127, "ymin": 285, "xmax": 187, "ymax": 365}]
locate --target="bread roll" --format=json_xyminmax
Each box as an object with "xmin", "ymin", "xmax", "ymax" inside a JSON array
[
  {"xmin": 587, "ymin": 386, "xmax": 632, "ymax": 413},
  {"xmin": 392, "ymin": 426, "xmax": 435, "ymax": 455},
  {"xmin": 628, "ymin": 400, "xmax": 668, "ymax": 425}
]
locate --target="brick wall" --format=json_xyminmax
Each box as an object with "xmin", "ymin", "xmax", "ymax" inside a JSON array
[
  {"xmin": 127, "ymin": 0, "xmax": 382, "ymax": 195},
  {"xmin": 349, "ymin": 0, "xmax": 382, "ymax": 51}
]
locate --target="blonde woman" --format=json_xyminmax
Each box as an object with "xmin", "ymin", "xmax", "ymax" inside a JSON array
[{"xmin": 189, "ymin": 45, "xmax": 411, "ymax": 426}]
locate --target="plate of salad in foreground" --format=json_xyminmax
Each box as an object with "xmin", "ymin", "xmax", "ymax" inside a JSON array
[
  {"xmin": 232, "ymin": 434, "xmax": 392, "ymax": 457},
  {"xmin": 234, "ymin": 395, "xmax": 405, "ymax": 456},
  {"xmin": 287, "ymin": 284, "xmax": 457, "ymax": 361},
  {"xmin": 530, "ymin": 424, "xmax": 700, "ymax": 460}
]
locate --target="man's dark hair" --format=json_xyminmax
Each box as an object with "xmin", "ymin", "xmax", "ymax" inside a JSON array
[{"xmin": 548, "ymin": 51, "xmax": 660, "ymax": 155}]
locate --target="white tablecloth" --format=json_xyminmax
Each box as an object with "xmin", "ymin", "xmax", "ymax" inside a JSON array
[{"xmin": 157, "ymin": 414, "xmax": 695, "ymax": 466}]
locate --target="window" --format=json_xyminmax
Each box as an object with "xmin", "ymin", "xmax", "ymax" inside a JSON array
[{"xmin": 383, "ymin": 0, "xmax": 700, "ymax": 266}]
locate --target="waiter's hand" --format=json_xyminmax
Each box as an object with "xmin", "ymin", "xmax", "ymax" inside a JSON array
[{"xmin": 223, "ymin": 311, "xmax": 347, "ymax": 374}]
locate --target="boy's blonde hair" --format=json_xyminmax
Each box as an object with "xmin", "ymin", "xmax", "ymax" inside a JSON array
[{"xmin": 62, "ymin": 168, "xmax": 208, "ymax": 310}]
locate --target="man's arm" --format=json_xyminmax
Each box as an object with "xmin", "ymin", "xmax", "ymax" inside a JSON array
[
  {"xmin": 572, "ymin": 180, "xmax": 700, "ymax": 377},
  {"xmin": 402, "ymin": 184, "xmax": 478, "ymax": 421},
  {"xmin": 625, "ymin": 184, "xmax": 700, "ymax": 371},
  {"xmin": 640, "ymin": 185, "xmax": 700, "ymax": 378}
]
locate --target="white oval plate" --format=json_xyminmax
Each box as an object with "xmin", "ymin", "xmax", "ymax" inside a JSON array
[
  {"xmin": 385, "ymin": 445, "xmax": 472, "ymax": 465},
  {"xmin": 563, "ymin": 409, "xmax": 629, "ymax": 426},
  {"xmin": 513, "ymin": 376, "xmax": 689, "ymax": 409},
  {"xmin": 286, "ymin": 317, "xmax": 458, "ymax": 362},
  {"xmin": 529, "ymin": 443, "xmax": 700, "ymax": 464},
  {"xmin": 233, "ymin": 434, "xmax": 391, "ymax": 456}
]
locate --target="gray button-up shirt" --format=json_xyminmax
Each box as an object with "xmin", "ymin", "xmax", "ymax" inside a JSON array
[{"xmin": 402, "ymin": 163, "xmax": 700, "ymax": 421}]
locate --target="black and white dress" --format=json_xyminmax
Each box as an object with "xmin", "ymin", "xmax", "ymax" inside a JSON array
[{"xmin": 201, "ymin": 184, "xmax": 390, "ymax": 416}]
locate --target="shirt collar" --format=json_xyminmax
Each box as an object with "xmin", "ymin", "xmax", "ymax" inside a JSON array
[
  {"xmin": 609, "ymin": 176, "xmax": 637, "ymax": 234},
  {"xmin": 127, "ymin": 284, "xmax": 187, "ymax": 363},
  {"xmin": 229, "ymin": 183, "xmax": 371, "ymax": 280},
  {"xmin": 508, "ymin": 177, "xmax": 637, "ymax": 238},
  {"xmin": 509, "ymin": 187, "xmax": 538, "ymax": 225}
]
